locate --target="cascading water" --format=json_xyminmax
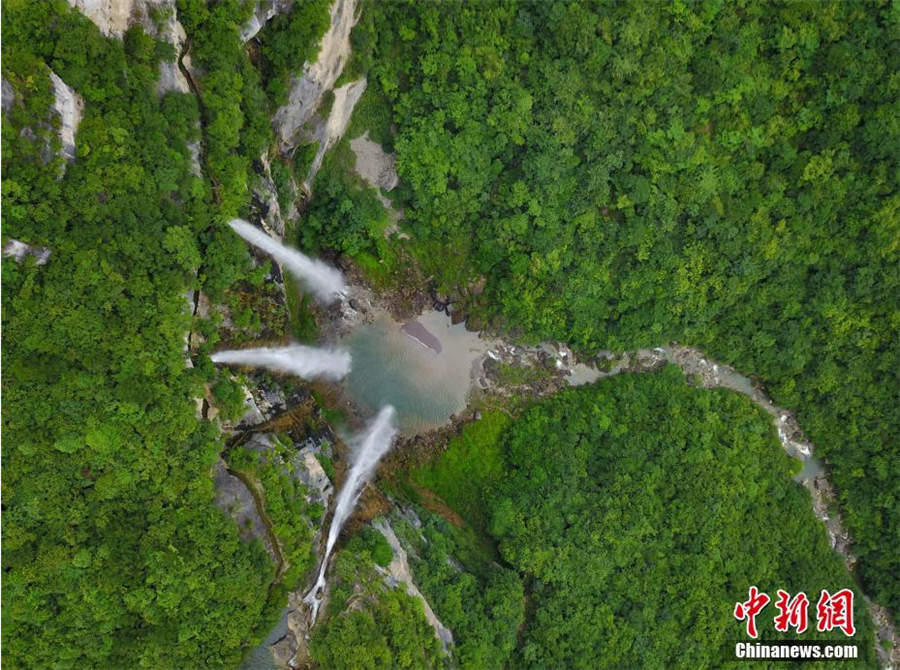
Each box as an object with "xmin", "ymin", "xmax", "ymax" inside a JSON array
[
  {"xmin": 211, "ymin": 345, "xmax": 351, "ymax": 380},
  {"xmin": 305, "ymin": 405, "xmax": 397, "ymax": 622},
  {"xmin": 228, "ymin": 218, "xmax": 346, "ymax": 302}
]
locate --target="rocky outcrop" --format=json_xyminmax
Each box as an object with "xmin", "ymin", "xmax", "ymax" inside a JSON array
[
  {"xmin": 292, "ymin": 439, "xmax": 333, "ymax": 507},
  {"xmin": 303, "ymin": 77, "xmax": 366, "ymax": 187},
  {"xmin": 213, "ymin": 459, "xmax": 274, "ymax": 556},
  {"xmin": 3, "ymin": 239, "xmax": 52, "ymax": 265},
  {"xmin": 2, "ymin": 77, "xmax": 16, "ymax": 113},
  {"xmin": 65, "ymin": 0, "xmax": 190, "ymax": 95},
  {"xmin": 272, "ymin": 0, "xmax": 358, "ymax": 151},
  {"xmin": 241, "ymin": 0, "xmax": 294, "ymax": 42},
  {"xmin": 349, "ymin": 131, "xmax": 398, "ymax": 191},
  {"xmin": 155, "ymin": 7, "xmax": 190, "ymax": 95},
  {"xmin": 66, "ymin": 0, "xmax": 138, "ymax": 37},
  {"xmin": 349, "ymin": 130, "xmax": 405, "ymax": 228},
  {"xmin": 373, "ymin": 518, "xmax": 454, "ymax": 652},
  {"xmin": 254, "ymin": 152, "xmax": 290, "ymax": 238},
  {"xmin": 49, "ymin": 72, "xmax": 83, "ymax": 162}
]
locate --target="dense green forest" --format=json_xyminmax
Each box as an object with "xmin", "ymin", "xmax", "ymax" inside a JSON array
[
  {"xmin": 0, "ymin": 1, "xmax": 319, "ymax": 667},
  {"xmin": 309, "ymin": 529, "xmax": 444, "ymax": 669},
  {"xmin": 330, "ymin": 0, "xmax": 900, "ymax": 616},
  {"xmin": 2, "ymin": 0, "xmax": 896, "ymax": 668},
  {"xmin": 407, "ymin": 368, "xmax": 877, "ymax": 668}
]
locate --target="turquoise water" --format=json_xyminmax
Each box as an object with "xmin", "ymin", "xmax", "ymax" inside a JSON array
[
  {"xmin": 238, "ymin": 609, "xmax": 289, "ymax": 670},
  {"xmin": 342, "ymin": 309, "xmax": 490, "ymax": 434}
]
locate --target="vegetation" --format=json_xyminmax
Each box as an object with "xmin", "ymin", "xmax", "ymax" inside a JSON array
[
  {"xmin": 309, "ymin": 530, "xmax": 444, "ymax": 670},
  {"xmin": 410, "ymin": 410, "xmax": 510, "ymax": 536},
  {"xmin": 411, "ymin": 368, "xmax": 877, "ymax": 668},
  {"xmin": 4, "ymin": 0, "xmax": 895, "ymax": 668},
  {"xmin": 256, "ymin": 0, "xmax": 331, "ymax": 105},
  {"xmin": 394, "ymin": 510, "xmax": 524, "ymax": 670},
  {"xmin": 1, "ymin": 3, "xmax": 274, "ymax": 667},
  {"xmin": 302, "ymin": 141, "xmax": 393, "ymax": 257},
  {"xmin": 329, "ymin": 0, "xmax": 900, "ymax": 616},
  {"xmin": 226, "ymin": 441, "xmax": 316, "ymax": 591}
]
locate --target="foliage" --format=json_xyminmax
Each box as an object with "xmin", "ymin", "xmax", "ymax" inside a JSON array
[
  {"xmin": 351, "ymin": 526, "xmax": 394, "ymax": 568},
  {"xmin": 333, "ymin": 0, "xmax": 900, "ymax": 614},
  {"xmin": 309, "ymin": 532, "xmax": 443, "ymax": 670},
  {"xmin": 302, "ymin": 141, "xmax": 391, "ymax": 257},
  {"xmin": 410, "ymin": 410, "xmax": 510, "ymax": 535},
  {"xmin": 394, "ymin": 511, "xmax": 525, "ymax": 670},
  {"xmin": 1, "ymin": 3, "xmax": 275, "ymax": 667},
  {"xmin": 256, "ymin": 0, "xmax": 331, "ymax": 105},
  {"xmin": 477, "ymin": 368, "xmax": 876, "ymax": 668},
  {"xmin": 226, "ymin": 442, "xmax": 316, "ymax": 591}
]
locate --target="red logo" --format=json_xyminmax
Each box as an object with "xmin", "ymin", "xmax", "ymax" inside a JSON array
[
  {"xmin": 734, "ymin": 586, "xmax": 771, "ymax": 638},
  {"xmin": 773, "ymin": 590, "xmax": 809, "ymax": 634},
  {"xmin": 816, "ymin": 589, "xmax": 855, "ymax": 637},
  {"xmin": 734, "ymin": 588, "xmax": 855, "ymax": 638}
]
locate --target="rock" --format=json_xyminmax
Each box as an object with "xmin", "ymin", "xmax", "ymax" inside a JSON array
[
  {"xmin": 49, "ymin": 71, "xmax": 83, "ymax": 162},
  {"xmin": 273, "ymin": 0, "xmax": 359, "ymax": 151},
  {"xmin": 293, "ymin": 444, "xmax": 333, "ymax": 506},
  {"xmin": 241, "ymin": 0, "xmax": 294, "ymax": 42},
  {"xmin": 270, "ymin": 635, "xmax": 294, "ymax": 668},
  {"xmin": 302, "ymin": 78, "xmax": 367, "ymax": 187},
  {"xmin": 244, "ymin": 432, "xmax": 276, "ymax": 455},
  {"xmin": 212, "ymin": 459, "xmax": 273, "ymax": 555},
  {"xmin": 466, "ymin": 312, "xmax": 486, "ymax": 331},
  {"xmin": 66, "ymin": 1, "xmax": 190, "ymax": 95},
  {"xmin": 373, "ymin": 519, "xmax": 454, "ymax": 652},
  {"xmin": 468, "ymin": 275, "xmax": 487, "ymax": 296},
  {"xmin": 2, "ymin": 239, "xmax": 51, "ymax": 265},
  {"xmin": 2, "ymin": 77, "xmax": 16, "ymax": 113},
  {"xmin": 349, "ymin": 131, "xmax": 399, "ymax": 191},
  {"xmin": 66, "ymin": 0, "xmax": 137, "ymax": 37}
]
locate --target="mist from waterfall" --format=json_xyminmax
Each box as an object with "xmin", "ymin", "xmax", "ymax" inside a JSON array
[
  {"xmin": 305, "ymin": 405, "xmax": 397, "ymax": 622},
  {"xmin": 210, "ymin": 345, "xmax": 351, "ymax": 381},
  {"xmin": 228, "ymin": 219, "xmax": 346, "ymax": 302}
]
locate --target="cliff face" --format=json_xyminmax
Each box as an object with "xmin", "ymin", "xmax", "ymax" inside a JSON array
[
  {"xmin": 241, "ymin": 0, "xmax": 295, "ymax": 42},
  {"xmin": 272, "ymin": 0, "xmax": 358, "ymax": 151},
  {"xmin": 49, "ymin": 72, "xmax": 83, "ymax": 161},
  {"xmin": 65, "ymin": 0, "xmax": 189, "ymax": 94}
]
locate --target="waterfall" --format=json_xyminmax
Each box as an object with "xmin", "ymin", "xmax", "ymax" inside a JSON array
[
  {"xmin": 305, "ymin": 405, "xmax": 397, "ymax": 622},
  {"xmin": 211, "ymin": 345, "xmax": 351, "ymax": 380},
  {"xmin": 228, "ymin": 219, "xmax": 346, "ymax": 302}
]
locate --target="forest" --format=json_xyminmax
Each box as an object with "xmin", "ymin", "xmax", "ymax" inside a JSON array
[
  {"xmin": 405, "ymin": 368, "xmax": 878, "ymax": 669},
  {"xmin": 0, "ymin": 1, "xmax": 310, "ymax": 667},
  {"xmin": 337, "ymin": 0, "xmax": 900, "ymax": 617},
  {"xmin": 2, "ymin": 0, "xmax": 896, "ymax": 668}
]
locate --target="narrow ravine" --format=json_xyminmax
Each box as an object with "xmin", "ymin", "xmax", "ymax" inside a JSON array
[{"xmin": 228, "ymin": 467, "xmax": 290, "ymax": 583}]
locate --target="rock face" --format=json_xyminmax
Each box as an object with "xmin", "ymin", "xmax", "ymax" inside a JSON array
[
  {"xmin": 3, "ymin": 239, "xmax": 52, "ymax": 265},
  {"xmin": 49, "ymin": 72, "xmax": 83, "ymax": 162},
  {"xmin": 273, "ymin": 0, "xmax": 358, "ymax": 151},
  {"xmin": 212, "ymin": 459, "xmax": 274, "ymax": 556},
  {"xmin": 241, "ymin": 0, "xmax": 294, "ymax": 42},
  {"xmin": 154, "ymin": 7, "xmax": 190, "ymax": 95},
  {"xmin": 2, "ymin": 77, "xmax": 16, "ymax": 113},
  {"xmin": 303, "ymin": 77, "xmax": 366, "ymax": 187},
  {"xmin": 292, "ymin": 439, "xmax": 333, "ymax": 507},
  {"xmin": 66, "ymin": 0, "xmax": 138, "ymax": 37},
  {"xmin": 373, "ymin": 518, "xmax": 454, "ymax": 652},
  {"xmin": 65, "ymin": 0, "xmax": 190, "ymax": 95}
]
